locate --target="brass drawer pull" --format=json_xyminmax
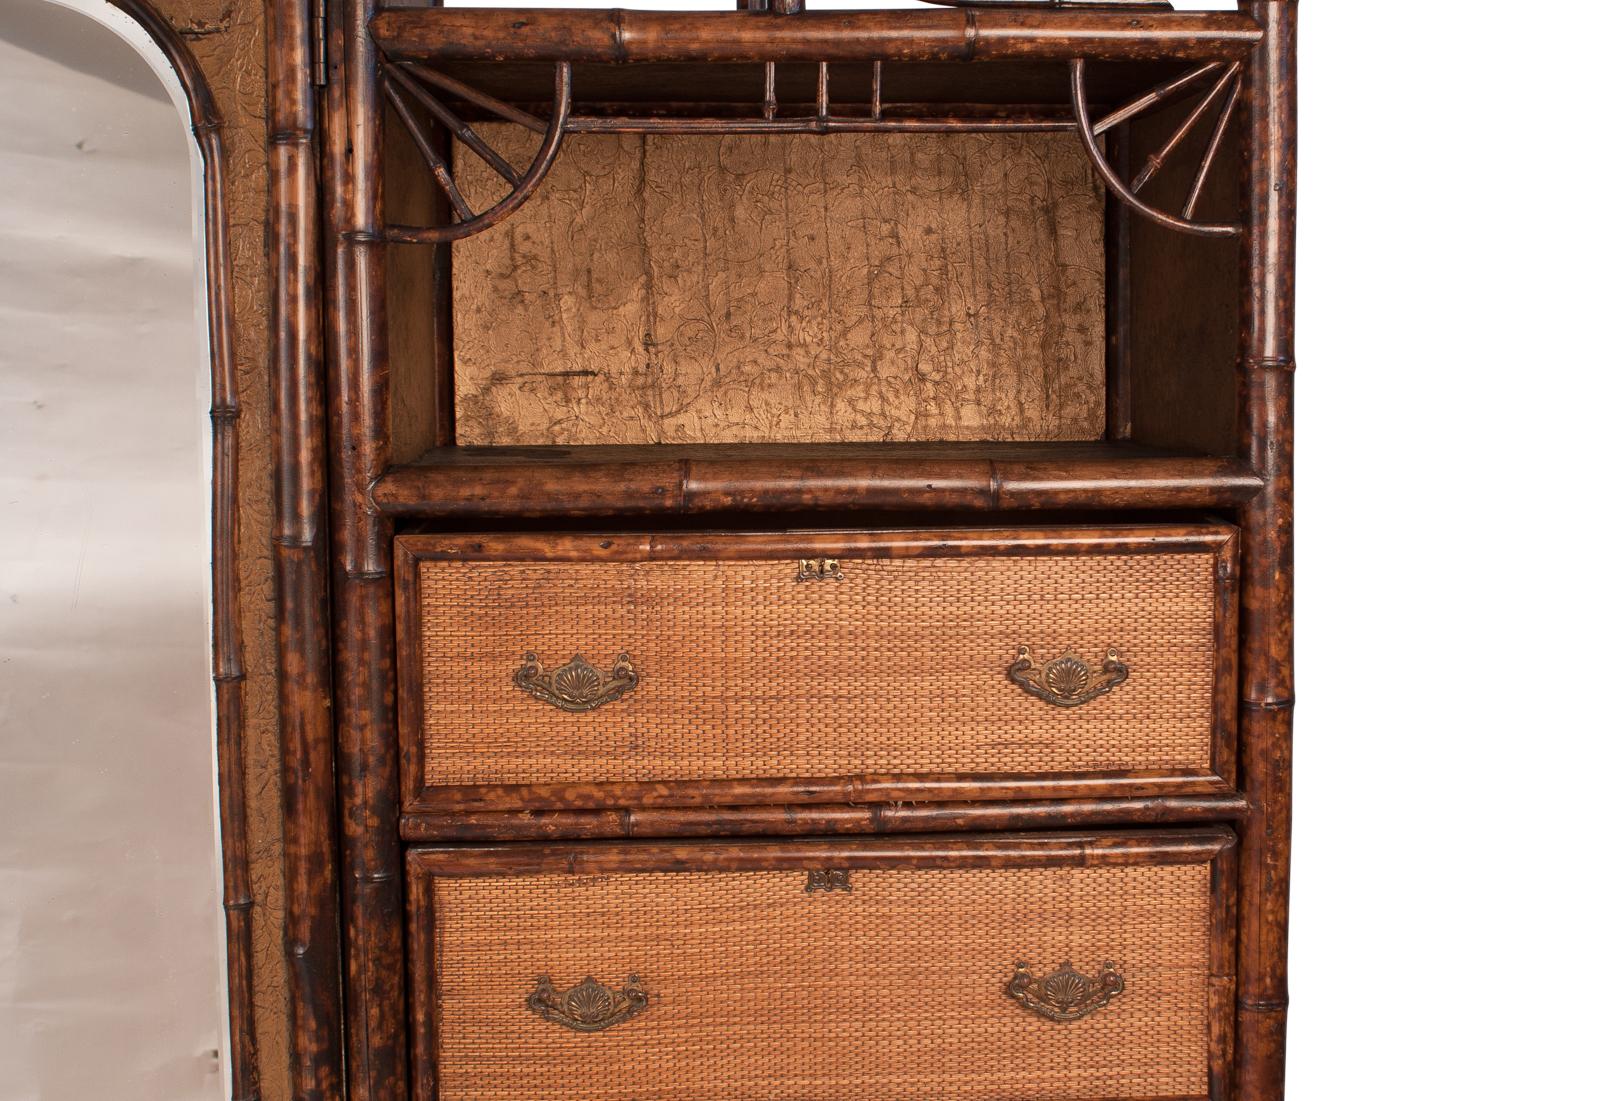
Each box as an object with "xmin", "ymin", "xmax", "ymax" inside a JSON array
[
  {"xmin": 529, "ymin": 974, "xmax": 649, "ymax": 1033},
  {"xmin": 1008, "ymin": 646, "xmax": 1128, "ymax": 708},
  {"xmin": 513, "ymin": 652, "xmax": 638, "ymax": 712},
  {"xmin": 1006, "ymin": 960, "xmax": 1125, "ymax": 1022}
]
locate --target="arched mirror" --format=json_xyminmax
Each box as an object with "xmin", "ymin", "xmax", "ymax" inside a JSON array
[{"xmin": 0, "ymin": 2, "xmax": 252, "ymax": 1098}]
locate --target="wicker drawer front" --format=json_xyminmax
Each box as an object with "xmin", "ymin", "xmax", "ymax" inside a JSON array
[
  {"xmin": 396, "ymin": 526, "xmax": 1236, "ymax": 809},
  {"xmin": 410, "ymin": 832, "xmax": 1234, "ymax": 1101}
]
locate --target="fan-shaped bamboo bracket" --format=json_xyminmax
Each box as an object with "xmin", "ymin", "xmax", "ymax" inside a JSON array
[
  {"xmin": 377, "ymin": 52, "xmax": 1243, "ymax": 244},
  {"xmin": 380, "ymin": 59, "xmax": 572, "ymax": 245}
]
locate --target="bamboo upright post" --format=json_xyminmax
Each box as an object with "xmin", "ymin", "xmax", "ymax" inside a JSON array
[
  {"xmin": 1234, "ymin": 2, "xmax": 1296, "ymax": 1099},
  {"xmin": 324, "ymin": 0, "xmax": 410, "ymax": 1095},
  {"xmin": 264, "ymin": 0, "xmax": 348, "ymax": 1095}
]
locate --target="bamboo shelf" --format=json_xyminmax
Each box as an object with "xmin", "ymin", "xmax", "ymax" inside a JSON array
[{"xmin": 373, "ymin": 442, "xmax": 1262, "ymax": 518}]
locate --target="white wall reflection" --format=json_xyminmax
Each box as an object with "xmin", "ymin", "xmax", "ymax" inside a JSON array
[{"xmin": 0, "ymin": 3, "xmax": 226, "ymax": 1098}]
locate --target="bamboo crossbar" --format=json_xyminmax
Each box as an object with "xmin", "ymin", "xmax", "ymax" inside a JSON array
[
  {"xmin": 369, "ymin": 8, "xmax": 1264, "ymax": 65},
  {"xmin": 371, "ymin": 446, "xmax": 1264, "ymax": 516},
  {"xmin": 563, "ymin": 114, "xmax": 1081, "ymax": 134}
]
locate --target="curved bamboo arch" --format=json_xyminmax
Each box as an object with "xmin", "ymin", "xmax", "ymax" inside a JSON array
[
  {"xmin": 1069, "ymin": 57, "xmax": 1244, "ymax": 239},
  {"xmin": 50, "ymin": 2, "xmax": 262, "ymax": 1098}
]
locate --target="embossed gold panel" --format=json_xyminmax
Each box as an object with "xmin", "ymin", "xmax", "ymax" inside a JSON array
[{"xmin": 450, "ymin": 130, "xmax": 1106, "ymax": 447}]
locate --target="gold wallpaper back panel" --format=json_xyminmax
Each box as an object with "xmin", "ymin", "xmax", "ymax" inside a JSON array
[{"xmin": 451, "ymin": 130, "xmax": 1106, "ymax": 446}]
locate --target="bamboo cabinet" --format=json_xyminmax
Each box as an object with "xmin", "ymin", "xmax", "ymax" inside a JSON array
[{"xmin": 272, "ymin": 1, "xmax": 1297, "ymax": 1098}]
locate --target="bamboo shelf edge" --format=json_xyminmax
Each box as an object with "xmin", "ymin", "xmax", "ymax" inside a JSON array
[
  {"xmin": 400, "ymin": 792, "xmax": 1251, "ymax": 843},
  {"xmin": 368, "ymin": 8, "xmax": 1264, "ymax": 65},
  {"xmin": 371, "ymin": 445, "xmax": 1263, "ymax": 516}
]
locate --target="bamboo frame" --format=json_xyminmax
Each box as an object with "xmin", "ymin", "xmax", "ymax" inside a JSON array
[
  {"xmin": 276, "ymin": 2, "xmax": 1298, "ymax": 1098},
  {"xmin": 263, "ymin": 0, "xmax": 347, "ymax": 1096},
  {"xmin": 98, "ymin": 3, "xmax": 262, "ymax": 1097},
  {"xmin": 1233, "ymin": 4, "xmax": 1296, "ymax": 1099},
  {"xmin": 372, "ymin": 444, "xmax": 1263, "ymax": 517},
  {"xmin": 324, "ymin": 0, "xmax": 412, "ymax": 1094},
  {"xmin": 399, "ymin": 793, "xmax": 1251, "ymax": 843},
  {"xmin": 369, "ymin": 8, "xmax": 1263, "ymax": 64}
]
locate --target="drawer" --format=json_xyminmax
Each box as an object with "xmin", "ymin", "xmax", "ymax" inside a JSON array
[
  {"xmin": 408, "ymin": 830, "xmax": 1236, "ymax": 1101},
  {"xmin": 396, "ymin": 525, "xmax": 1238, "ymax": 817}
]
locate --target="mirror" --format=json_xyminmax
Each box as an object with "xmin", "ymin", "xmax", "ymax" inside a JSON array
[{"xmin": 0, "ymin": 3, "xmax": 230, "ymax": 1097}]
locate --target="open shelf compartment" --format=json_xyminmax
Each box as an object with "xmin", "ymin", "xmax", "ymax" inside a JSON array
[{"xmin": 371, "ymin": 4, "xmax": 1259, "ymax": 519}]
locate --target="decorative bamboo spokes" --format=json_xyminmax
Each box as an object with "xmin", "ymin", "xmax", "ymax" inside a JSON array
[
  {"xmin": 379, "ymin": 52, "xmax": 1243, "ymax": 243},
  {"xmin": 379, "ymin": 60, "xmax": 571, "ymax": 244},
  {"xmin": 1069, "ymin": 59, "xmax": 1244, "ymax": 238}
]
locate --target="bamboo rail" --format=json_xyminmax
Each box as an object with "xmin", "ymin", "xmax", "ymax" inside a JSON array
[
  {"xmin": 368, "ymin": 8, "xmax": 1263, "ymax": 64},
  {"xmin": 1234, "ymin": 3, "xmax": 1297, "ymax": 1099}
]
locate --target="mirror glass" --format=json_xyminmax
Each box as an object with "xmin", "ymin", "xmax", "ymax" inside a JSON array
[{"xmin": 0, "ymin": 3, "xmax": 228, "ymax": 1097}]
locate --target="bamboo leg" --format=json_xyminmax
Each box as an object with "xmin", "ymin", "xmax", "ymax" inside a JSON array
[{"xmin": 1234, "ymin": 3, "xmax": 1297, "ymax": 1100}]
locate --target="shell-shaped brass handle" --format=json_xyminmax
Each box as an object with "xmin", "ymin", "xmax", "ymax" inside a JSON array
[
  {"xmin": 529, "ymin": 974, "xmax": 649, "ymax": 1032},
  {"xmin": 1008, "ymin": 646, "xmax": 1128, "ymax": 708},
  {"xmin": 1006, "ymin": 960, "xmax": 1124, "ymax": 1022},
  {"xmin": 513, "ymin": 652, "xmax": 638, "ymax": 712}
]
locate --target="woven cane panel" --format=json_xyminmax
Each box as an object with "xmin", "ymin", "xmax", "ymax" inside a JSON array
[
  {"xmin": 417, "ymin": 550, "xmax": 1216, "ymax": 787},
  {"xmin": 430, "ymin": 863, "xmax": 1211, "ymax": 1101},
  {"xmin": 450, "ymin": 130, "xmax": 1105, "ymax": 446}
]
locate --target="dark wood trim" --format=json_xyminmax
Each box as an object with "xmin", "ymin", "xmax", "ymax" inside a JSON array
[
  {"xmin": 1233, "ymin": 4, "xmax": 1296, "ymax": 1100},
  {"xmin": 394, "ymin": 522, "xmax": 1238, "ymax": 564},
  {"xmin": 324, "ymin": 0, "xmax": 413, "ymax": 1097},
  {"xmin": 261, "ymin": 0, "xmax": 349, "ymax": 1091},
  {"xmin": 407, "ymin": 772, "xmax": 1233, "ymax": 815},
  {"xmin": 404, "ymin": 857, "xmax": 440, "ymax": 1101},
  {"xmin": 399, "ymin": 793, "xmax": 1250, "ymax": 843},
  {"xmin": 372, "ymin": 443, "xmax": 1264, "ymax": 518},
  {"xmin": 430, "ymin": 237, "xmax": 454, "ymax": 449},
  {"xmin": 1208, "ymin": 836, "xmax": 1239, "ymax": 1101},
  {"xmin": 101, "ymin": 3, "xmax": 263, "ymax": 1097},
  {"xmin": 411, "ymin": 829, "xmax": 1235, "ymax": 876},
  {"xmin": 1103, "ymin": 128, "xmax": 1135, "ymax": 442},
  {"xmin": 1212, "ymin": 525, "xmax": 1242, "ymax": 792},
  {"xmin": 369, "ymin": 8, "xmax": 1263, "ymax": 65}
]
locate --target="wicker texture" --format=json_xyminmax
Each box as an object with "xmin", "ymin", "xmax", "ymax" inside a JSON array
[
  {"xmin": 418, "ymin": 552, "xmax": 1217, "ymax": 786},
  {"xmin": 431, "ymin": 863, "xmax": 1211, "ymax": 1101}
]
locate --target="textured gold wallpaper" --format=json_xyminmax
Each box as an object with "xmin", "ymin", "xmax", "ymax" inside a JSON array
[{"xmin": 453, "ymin": 130, "xmax": 1106, "ymax": 446}]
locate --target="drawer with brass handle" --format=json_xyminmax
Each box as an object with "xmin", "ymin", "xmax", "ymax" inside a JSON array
[
  {"xmin": 407, "ymin": 830, "xmax": 1236, "ymax": 1101},
  {"xmin": 394, "ymin": 525, "xmax": 1238, "ymax": 823}
]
